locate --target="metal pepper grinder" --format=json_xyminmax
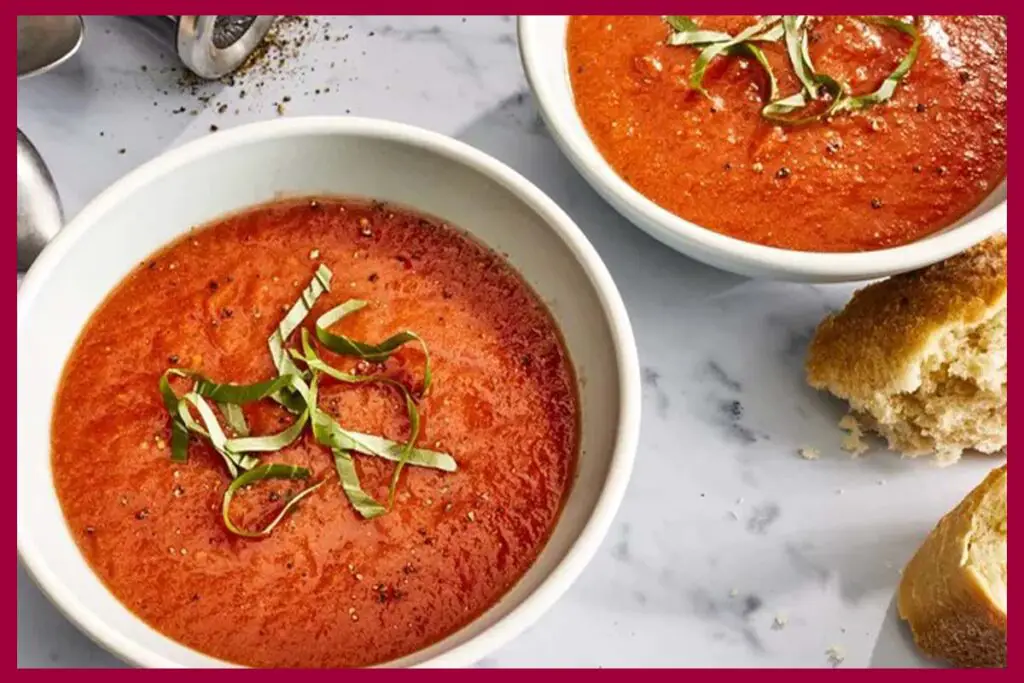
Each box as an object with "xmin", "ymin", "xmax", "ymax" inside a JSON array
[{"xmin": 129, "ymin": 16, "xmax": 277, "ymax": 79}]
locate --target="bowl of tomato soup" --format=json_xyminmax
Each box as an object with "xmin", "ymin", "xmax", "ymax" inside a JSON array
[
  {"xmin": 17, "ymin": 118, "xmax": 640, "ymax": 667},
  {"xmin": 520, "ymin": 16, "xmax": 1007, "ymax": 282}
]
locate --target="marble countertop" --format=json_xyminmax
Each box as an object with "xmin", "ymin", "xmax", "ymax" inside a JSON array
[{"xmin": 17, "ymin": 16, "xmax": 1000, "ymax": 669}]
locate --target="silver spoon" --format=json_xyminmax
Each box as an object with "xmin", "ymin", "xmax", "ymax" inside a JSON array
[
  {"xmin": 17, "ymin": 15, "xmax": 85, "ymax": 79},
  {"xmin": 17, "ymin": 130, "xmax": 63, "ymax": 272}
]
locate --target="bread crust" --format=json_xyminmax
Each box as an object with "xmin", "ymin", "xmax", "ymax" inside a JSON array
[
  {"xmin": 807, "ymin": 235, "xmax": 1006, "ymax": 398},
  {"xmin": 898, "ymin": 465, "xmax": 1007, "ymax": 668}
]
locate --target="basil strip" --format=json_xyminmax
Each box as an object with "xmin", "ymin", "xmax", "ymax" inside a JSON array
[
  {"xmin": 386, "ymin": 393, "xmax": 420, "ymax": 507},
  {"xmin": 783, "ymin": 16, "xmax": 817, "ymax": 95},
  {"xmin": 219, "ymin": 402, "xmax": 250, "ymax": 437},
  {"xmin": 835, "ymin": 17, "xmax": 920, "ymax": 112},
  {"xmin": 221, "ymin": 463, "xmax": 325, "ymax": 538},
  {"xmin": 224, "ymin": 408, "xmax": 309, "ymax": 454},
  {"xmin": 333, "ymin": 450, "xmax": 388, "ymax": 520},
  {"xmin": 341, "ymin": 431, "xmax": 456, "ymax": 472},
  {"xmin": 308, "ymin": 373, "xmax": 387, "ymax": 519},
  {"xmin": 689, "ymin": 16, "xmax": 782, "ymax": 94},
  {"xmin": 267, "ymin": 264, "xmax": 332, "ymax": 411},
  {"xmin": 193, "ymin": 373, "xmax": 306, "ymax": 404},
  {"xmin": 314, "ymin": 300, "xmax": 432, "ymax": 394},
  {"xmin": 177, "ymin": 393, "xmax": 259, "ymax": 477},
  {"xmin": 159, "ymin": 369, "xmax": 191, "ymax": 463}
]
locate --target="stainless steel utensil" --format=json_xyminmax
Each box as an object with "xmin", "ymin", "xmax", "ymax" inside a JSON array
[
  {"xmin": 129, "ymin": 15, "xmax": 277, "ymax": 79},
  {"xmin": 17, "ymin": 15, "xmax": 85, "ymax": 79},
  {"xmin": 17, "ymin": 130, "xmax": 64, "ymax": 272}
]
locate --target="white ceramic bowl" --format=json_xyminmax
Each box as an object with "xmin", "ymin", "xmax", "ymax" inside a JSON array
[
  {"xmin": 519, "ymin": 15, "xmax": 1007, "ymax": 283},
  {"xmin": 17, "ymin": 117, "xmax": 641, "ymax": 668}
]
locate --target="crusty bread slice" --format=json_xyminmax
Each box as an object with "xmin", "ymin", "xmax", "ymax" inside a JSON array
[
  {"xmin": 806, "ymin": 235, "xmax": 1006, "ymax": 464},
  {"xmin": 898, "ymin": 465, "xmax": 1007, "ymax": 668}
]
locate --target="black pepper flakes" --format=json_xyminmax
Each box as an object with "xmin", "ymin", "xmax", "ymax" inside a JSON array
[
  {"xmin": 118, "ymin": 148, "xmax": 126, "ymax": 155},
  {"xmin": 775, "ymin": 167, "xmax": 791, "ymax": 179},
  {"xmin": 937, "ymin": 166, "xmax": 948, "ymax": 176},
  {"xmin": 135, "ymin": 508, "xmax": 150, "ymax": 520},
  {"xmin": 368, "ymin": 273, "xmax": 379, "ymax": 283},
  {"xmin": 168, "ymin": 354, "xmax": 179, "ymax": 364},
  {"xmin": 870, "ymin": 198, "xmax": 883, "ymax": 209},
  {"xmin": 915, "ymin": 103, "xmax": 927, "ymax": 113},
  {"xmin": 723, "ymin": 162, "xmax": 732, "ymax": 171},
  {"xmin": 912, "ymin": 164, "xmax": 922, "ymax": 173},
  {"xmin": 208, "ymin": 280, "xmax": 219, "ymax": 291}
]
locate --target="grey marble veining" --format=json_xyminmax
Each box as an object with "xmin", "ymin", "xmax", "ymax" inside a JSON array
[{"xmin": 18, "ymin": 15, "xmax": 1001, "ymax": 668}]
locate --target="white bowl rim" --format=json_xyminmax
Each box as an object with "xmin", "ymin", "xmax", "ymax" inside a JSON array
[
  {"xmin": 518, "ymin": 15, "xmax": 1007, "ymax": 281},
  {"xmin": 17, "ymin": 116, "xmax": 642, "ymax": 669}
]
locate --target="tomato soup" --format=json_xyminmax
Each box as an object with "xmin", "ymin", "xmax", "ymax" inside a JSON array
[
  {"xmin": 568, "ymin": 16, "xmax": 1006, "ymax": 252},
  {"xmin": 51, "ymin": 199, "xmax": 578, "ymax": 667}
]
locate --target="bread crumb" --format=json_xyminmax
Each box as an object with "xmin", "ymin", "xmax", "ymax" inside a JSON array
[
  {"xmin": 799, "ymin": 446, "xmax": 821, "ymax": 460},
  {"xmin": 826, "ymin": 645, "xmax": 845, "ymax": 667},
  {"xmin": 839, "ymin": 414, "xmax": 869, "ymax": 456},
  {"xmin": 772, "ymin": 613, "xmax": 788, "ymax": 630}
]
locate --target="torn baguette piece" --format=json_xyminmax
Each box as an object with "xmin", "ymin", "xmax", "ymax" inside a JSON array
[
  {"xmin": 898, "ymin": 465, "xmax": 1007, "ymax": 668},
  {"xmin": 806, "ymin": 235, "xmax": 1006, "ymax": 464}
]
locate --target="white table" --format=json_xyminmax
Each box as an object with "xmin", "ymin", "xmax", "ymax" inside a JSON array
[{"xmin": 17, "ymin": 15, "xmax": 992, "ymax": 668}]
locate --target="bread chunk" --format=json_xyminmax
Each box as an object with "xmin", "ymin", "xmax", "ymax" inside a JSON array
[
  {"xmin": 898, "ymin": 465, "xmax": 1007, "ymax": 668},
  {"xmin": 806, "ymin": 235, "xmax": 1006, "ymax": 464}
]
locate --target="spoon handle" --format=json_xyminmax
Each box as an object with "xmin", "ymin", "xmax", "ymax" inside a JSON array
[{"xmin": 17, "ymin": 129, "xmax": 64, "ymax": 272}]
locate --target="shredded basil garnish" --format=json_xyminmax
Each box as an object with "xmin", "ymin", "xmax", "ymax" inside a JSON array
[
  {"xmin": 221, "ymin": 463, "xmax": 325, "ymax": 538},
  {"xmin": 156, "ymin": 261, "xmax": 454, "ymax": 534},
  {"xmin": 665, "ymin": 15, "xmax": 920, "ymax": 124}
]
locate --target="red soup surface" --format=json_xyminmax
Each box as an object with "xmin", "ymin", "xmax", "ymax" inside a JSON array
[
  {"xmin": 567, "ymin": 16, "xmax": 1007, "ymax": 252},
  {"xmin": 52, "ymin": 198, "xmax": 579, "ymax": 668}
]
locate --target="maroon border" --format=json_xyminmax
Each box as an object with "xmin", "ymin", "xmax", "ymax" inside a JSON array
[{"xmin": 12, "ymin": 3, "xmax": 1016, "ymax": 675}]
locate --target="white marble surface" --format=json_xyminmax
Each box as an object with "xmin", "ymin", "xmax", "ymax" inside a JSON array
[{"xmin": 17, "ymin": 15, "xmax": 1001, "ymax": 669}]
